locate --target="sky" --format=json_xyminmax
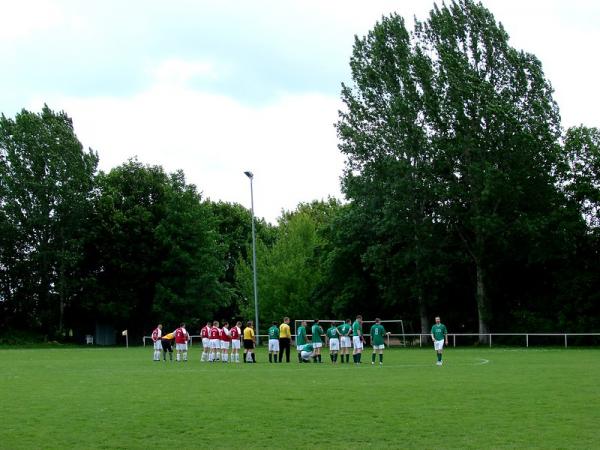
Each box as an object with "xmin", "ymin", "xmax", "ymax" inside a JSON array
[{"xmin": 2, "ymin": 0, "xmax": 599, "ymax": 222}]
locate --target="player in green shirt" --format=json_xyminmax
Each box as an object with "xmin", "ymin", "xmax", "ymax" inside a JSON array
[
  {"xmin": 311, "ymin": 320, "xmax": 324, "ymax": 363},
  {"xmin": 326, "ymin": 323, "xmax": 340, "ymax": 363},
  {"xmin": 338, "ymin": 319, "xmax": 352, "ymax": 363},
  {"xmin": 431, "ymin": 316, "xmax": 448, "ymax": 365},
  {"xmin": 352, "ymin": 315, "xmax": 364, "ymax": 364},
  {"xmin": 370, "ymin": 318, "xmax": 390, "ymax": 365},
  {"xmin": 267, "ymin": 321, "xmax": 280, "ymax": 363},
  {"xmin": 296, "ymin": 320, "xmax": 308, "ymax": 363},
  {"xmin": 300, "ymin": 343, "xmax": 314, "ymax": 362}
]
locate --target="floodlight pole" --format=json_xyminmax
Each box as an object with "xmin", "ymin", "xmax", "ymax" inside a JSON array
[{"xmin": 244, "ymin": 171, "xmax": 260, "ymax": 346}]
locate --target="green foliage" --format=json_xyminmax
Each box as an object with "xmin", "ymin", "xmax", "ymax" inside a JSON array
[
  {"xmin": 0, "ymin": 105, "xmax": 98, "ymax": 335},
  {"xmin": 78, "ymin": 161, "xmax": 226, "ymax": 335},
  {"xmin": 336, "ymin": 0, "xmax": 573, "ymax": 334}
]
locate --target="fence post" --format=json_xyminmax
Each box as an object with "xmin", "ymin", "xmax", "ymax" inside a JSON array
[
  {"xmin": 526, "ymin": 334, "xmax": 528, "ymax": 348},
  {"xmin": 419, "ymin": 334, "xmax": 422, "ymax": 348},
  {"xmin": 489, "ymin": 334, "xmax": 492, "ymax": 348},
  {"xmin": 453, "ymin": 334, "xmax": 456, "ymax": 348},
  {"xmin": 564, "ymin": 334, "xmax": 567, "ymax": 348}
]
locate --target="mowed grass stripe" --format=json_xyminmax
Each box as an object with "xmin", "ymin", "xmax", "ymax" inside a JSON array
[{"xmin": 0, "ymin": 347, "xmax": 598, "ymax": 449}]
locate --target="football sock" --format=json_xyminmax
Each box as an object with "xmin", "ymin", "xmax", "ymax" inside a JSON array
[
  {"xmin": 346, "ymin": 354, "xmax": 350, "ymax": 363},
  {"xmin": 372, "ymin": 353, "xmax": 376, "ymax": 363},
  {"xmin": 251, "ymin": 352, "xmax": 256, "ymax": 362},
  {"xmin": 379, "ymin": 354, "xmax": 383, "ymax": 363},
  {"xmin": 437, "ymin": 353, "xmax": 442, "ymax": 362},
  {"xmin": 298, "ymin": 353, "xmax": 302, "ymax": 363},
  {"xmin": 183, "ymin": 352, "xmax": 188, "ymax": 361},
  {"xmin": 330, "ymin": 354, "xmax": 334, "ymax": 362},
  {"xmin": 269, "ymin": 354, "xmax": 272, "ymax": 363}
]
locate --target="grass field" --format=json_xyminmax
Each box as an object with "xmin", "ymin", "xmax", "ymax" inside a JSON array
[{"xmin": 0, "ymin": 346, "xmax": 599, "ymax": 449}]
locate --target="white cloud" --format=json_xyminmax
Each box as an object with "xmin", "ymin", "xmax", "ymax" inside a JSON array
[
  {"xmin": 0, "ymin": 1, "xmax": 65, "ymax": 40},
  {"xmin": 32, "ymin": 66, "xmax": 345, "ymax": 223}
]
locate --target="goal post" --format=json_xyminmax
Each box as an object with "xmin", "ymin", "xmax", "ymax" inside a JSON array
[{"xmin": 293, "ymin": 319, "xmax": 405, "ymax": 347}]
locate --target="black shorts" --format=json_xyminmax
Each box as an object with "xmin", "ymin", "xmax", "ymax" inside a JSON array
[
  {"xmin": 243, "ymin": 339, "xmax": 255, "ymax": 350},
  {"xmin": 161, "ymin": 340, "xmax": 173, "ymax": 352}
]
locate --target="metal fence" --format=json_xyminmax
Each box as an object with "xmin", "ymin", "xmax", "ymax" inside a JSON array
[
  {"xmin": 394, "ymin": 333, "xmax": 600, "ymax": 348},
  {"xmin": 143, "ymin": 333, "xmax": 600, "ymax": 348}
]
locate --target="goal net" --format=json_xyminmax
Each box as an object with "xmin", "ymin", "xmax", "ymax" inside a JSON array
[{"xmin": 293, "ymin": 319, "xmax": 406, "ymax": 347}]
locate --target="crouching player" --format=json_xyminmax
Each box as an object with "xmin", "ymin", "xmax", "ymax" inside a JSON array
[
  {"xmin": 300, "ymin": 343, "xmax": 315, "ymax": 363},
  {"xmin": 370, "ymin": 318, "xmax": 390, "ymax": 365},
  {"xmin": 161, "ymin": 332, "xmax": 175, "ymax": 362},
  {"xmin": 327, "ymin": 322, "xmax": 340, "ymax": 363},
  {"xmin": 295, "ymin": 320, "xmax": 308, "ymax": 363}
]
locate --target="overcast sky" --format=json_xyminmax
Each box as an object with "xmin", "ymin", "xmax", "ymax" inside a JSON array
[{"xmin": 2, "ymin": 0, "xmax": 599, "ymax": 222}]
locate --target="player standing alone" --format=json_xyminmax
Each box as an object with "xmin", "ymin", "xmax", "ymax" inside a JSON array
[
  {"xmin": 151, "ymin": 324, "xmax": 162, "ymax": 361},
  {"xmin": 268, "ymin": 321, "xmax": 280, "ymax": 363},
  {"xmin": 431, "ymin": 316, "xmax": 448, "ymax": 366},
  {"xmin": 352, "ymin": 315, "xmax": 364, "ymax": 364},
  {"xmin": 370, "ymin": 318, "xmax": 390, "ymax": 365},
  {"xmin": 174, "ymin": 323, "xmax": 190, "ymax": 362}
]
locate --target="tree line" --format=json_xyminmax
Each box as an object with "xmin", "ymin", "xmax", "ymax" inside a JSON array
[{"xmin": 1, "ymin": 0, "xmax": 599, "ymax": 342}]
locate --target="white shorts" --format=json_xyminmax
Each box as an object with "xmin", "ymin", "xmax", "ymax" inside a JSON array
[
  {"xmin": 268, "ymin": 339, "xmax": 280, "ymax": 352},
  {"xmin": 313, "ymin": 342, "xmax": 322, "ymax": 349},
  {"xmin": 329, "ymin": 338, "xmax": 340, "ymax": 351},
  {"xmin": 210, "ymin": 339, "xmax": 221, "ymax": 349},
  {"xmin": 434, "ymin": 339, "xmax": 445, "ymax": 351},
  {"xmin": 176, "ymin": 343, "xmax": 188, "ymax": 351},
  {"xmin": 153, "ymin": 341, "xmax": 162, "ymax": 350},
  {"xmin": 301, "ymin": 350, "xmax": 314, "ymax": 360},
  {"xmin": 353, "ymin": 336, "xmax": 363, "ymax": 349},
  {"xmin": 221, "ymin": 341, "xmax": 230, "ymax": 350},
  {"xmin": 296, "ymin": 344, "xmax": 305, "ymax": 352},
  {"xmin": 202, "ymin": 338, "xmax": 210, "ymax": 349},
  {"xmin": 340, "ymin": 336, "xmax": 352, "ymax": 348},
  {"xmin": 372, "ymin": 344, "xmax": 385, "ymax": 350},
  {"xmin": 231, "ymin": 340, "xmax": 240, "ymax": 350}
]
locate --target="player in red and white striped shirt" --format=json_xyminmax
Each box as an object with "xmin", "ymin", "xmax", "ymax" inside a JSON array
[
  {"xmin": 230, "ymin": 321, "xmax": 242, "ymax": 363},
  {"xmin": 209, "ymin": 321, "xmax": 221, "ymax": 362},
  {"xmin": 200, "ymin": 321, "xmax": 211, "ymax": 362},
  {"xmin": 220, "ymin": 322, "xmax": 231, "ymax": 362},
  {"xmin": 151, "ymin": 324, "xmax": 162, "ymax": 361}
]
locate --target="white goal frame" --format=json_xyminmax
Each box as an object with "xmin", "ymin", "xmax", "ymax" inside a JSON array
[{"xmin": 293, "ymin": 319, "xmax": 405, "ymax": 347}]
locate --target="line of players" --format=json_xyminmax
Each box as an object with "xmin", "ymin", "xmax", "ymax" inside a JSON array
[
  {"xmin": 152, "ymin": 315, "xmax": 449, "ymax": 365},
  {"xmin": 290, "ymin": 316, "xmax": 389, "ymax": 365}
]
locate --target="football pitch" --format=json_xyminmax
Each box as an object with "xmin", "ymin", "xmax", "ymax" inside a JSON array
[{"xmin": 1, "ymin": 347, "xmax": 598, "ymax": 449}]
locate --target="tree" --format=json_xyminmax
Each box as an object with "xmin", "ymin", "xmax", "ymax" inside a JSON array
[
  {"xmin": 337, "ymin": 1, "xmax": 563, "ymax": 337},
  {"xmin": 0, "ymin": 105, "xmax": 98, "ymax": 335},
  {"xmin": 78, "ymin": 161, "xmax": 227, "ymax": 336}
]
